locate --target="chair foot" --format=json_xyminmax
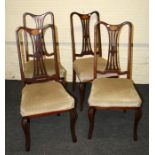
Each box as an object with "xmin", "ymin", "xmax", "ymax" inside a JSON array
[
  {"xmin": 133, "ymin": 108, "xmax": 142, "ymax": 141},
  {"xmin": 21, "ymin": 118, "xmax": 30, "ymax": 151},
  {"xmin": 88, "ymin": 107, "xmax": 96, "ymax": 139},
  {"xmin": 70, "ymin": 109, "xmax": 78, "ymax": 142}
]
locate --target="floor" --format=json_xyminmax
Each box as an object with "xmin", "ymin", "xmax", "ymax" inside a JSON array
[{"xmin": 5, "ymin": 80, "xmax": 149, "ymax": 155}]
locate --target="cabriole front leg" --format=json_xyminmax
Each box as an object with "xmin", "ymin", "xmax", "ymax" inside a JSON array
[
  {"xmin": 133, "ymin": 108, "xmax": 142, "ymax": 141},
  {"xmin": 21, "ymin": 117, "xmax": 30, "ymax": 151},
  {"xmin": 70, "ymin": 109, "xmax": 78, "ymax": 142},
  {"xmin": 88, "ymin": 107, "xmax": 96, "ymax": 139}
]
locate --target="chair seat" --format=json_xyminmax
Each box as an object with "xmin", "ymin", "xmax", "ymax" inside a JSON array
[
  {"xmin": 21, "ymin": 81, "xmax": 74, "ymax": 117},
  {"xmin": 24, "ymin": 59, "xmax": 66, "ymax": 79},
  {"xmin": 73, "ymin": 57, "xmax": 117, "ymax": 82},
  {"xmin": 88, "ymin": 78, "xmax": 142, "ymax": 108}
]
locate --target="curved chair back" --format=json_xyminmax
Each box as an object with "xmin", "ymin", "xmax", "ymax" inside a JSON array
[
  {"xmin": 94, "ymin": 21, "xmax": 133, "ymax": 79},
  {"xmin": 16, "ymin": 24, "xmax": 59, "ymax": 84},
  {"xmin": 70, "ymin": 11, "xmax": 102, "ymax": 60}
]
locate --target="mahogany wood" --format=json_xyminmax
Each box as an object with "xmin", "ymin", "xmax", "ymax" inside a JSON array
[
  {"xmin": 16, "ymin": 25, "xmax": 77, "ymax": 151},
  {"xmin": 88, "ymin": 21, "xmax": 142, "ymax": 141},
  {"xmin": 21, "ymin": 118, "xmax": 30, "ymax": 151},
  {"xmin": 70, "ymin": 11, "xmax": 101, "ymax": 111},
  {"xmin": 70, "ymin": 109, "xmax": 78, "ymax": 142},
  {"xmin": 88, "ymin": 107, "xmax": 96, "ymax": 139},
  {"xmin": 134, "ymin": 108, "xmax": 142, "ymax": 141},
  {"xmin": 23, "ymin": 12, "xmax": 54, "ymax": 61},
  {"xmin": 23, "ymin": 12, "xmax": 66, "ymax": 84}
]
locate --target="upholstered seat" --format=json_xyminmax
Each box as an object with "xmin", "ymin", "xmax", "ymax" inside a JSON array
[
  {"xmin": 24, "ymin": 59, "xmax": 66, "ymax": 79},
  {"xmin": 73, "ymin": 57, "xmax": 104, "ymax": 82},
  {"xmin": 89, "ymin": 78, "xmax": 142, "ymax": 107},
  {"xmin": 70, "ymin": 11, "xmax": 105, "ymax": 111},
  {"xmin": 73, "ymin": 57, "xmax": 117, "ymax": 82},
  {"xmin": 88, "ymin": 21, "xmax": 142, "ymax": 141},
  {"xmin": 17, "ymin": 24, "xmax": 77, "ymax": 151},
  {"xmin": 21, "ymin": 81, "xmax": 74, "ymax": 117}
]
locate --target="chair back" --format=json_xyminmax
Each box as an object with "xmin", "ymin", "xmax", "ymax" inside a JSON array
[
  {"xmin": 23, "ymin": 12, "xmax": 54, "ymax": 61},
  {"xmin": 70, "ymin": 11, "xmax": 102, "ymax": 60},
  {"xmin": 94, "ymin": 21, "xmax": 133, "ymax": 79},
  {"xmin": 16, "ymin": 24, "xmax": 59, "ymax": 84}
]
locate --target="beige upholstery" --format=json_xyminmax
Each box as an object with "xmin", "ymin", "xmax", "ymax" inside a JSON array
[
  {"xmin": 73, "ymin": 57, "xmax": 117, "ymax": 82},
  {"xmin": 24, "ymin": 59, "xmax": 66, "ymax": 78},
  {"xmin": 89, "ymin": 78, "xmax": 142, "ymax": 107},
  {"xmin": 21, "ymin": 81, "xmax": 74, "ymax": 117}
]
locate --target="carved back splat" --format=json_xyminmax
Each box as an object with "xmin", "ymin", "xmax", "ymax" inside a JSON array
[
  {"xmin": 16, "ymin": 25, "xmax": 59, "ymax": 84},
  {"xmin": 70, "ymin": 11, "xmax": 102, "ymax": 60},
  {"xmin": 94, "ymin": 21, "xmax": 133, "ymax": 79},
  {"xmin": 23, "ymin": 12, "xmax": 54, "ymax": 61}
]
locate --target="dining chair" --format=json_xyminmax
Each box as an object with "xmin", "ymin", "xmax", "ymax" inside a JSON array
[
  {"xmin": 16, "ymin": 24, "xmax": 77, "ymax": 151},
  {"xmin": 88, "ymin": 21, "xmax": 142, "ymax": 141},
  {"xmin": 23, "ymin": 12, "xmax": 66, "ymax": 84},
  {"xmin": 70, "ymin": 11, "xmax": 114, "ymax": 111}
]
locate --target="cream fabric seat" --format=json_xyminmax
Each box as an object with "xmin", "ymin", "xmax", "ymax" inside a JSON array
[
  {"xmin": 24, "ymin": 59, "xmax": 66, "ymax": 79},
  {"xmin": 73, "ymin": 57, "xmax": 117, "ymax": 82},
  {"xmin": 21, "ymin": 81, "xmax": 74, "ymax": 117},
  {"xmin": 89, "ymin": 78, "xmax": 142, "ymax": 107}
]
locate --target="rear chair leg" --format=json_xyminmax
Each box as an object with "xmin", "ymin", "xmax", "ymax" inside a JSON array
[
  {"xmin": 88, "ymin": 107, "xmax": 96, "ymax": 139},
  {"xmin": 21, "ymin": 118, "xmax": 30, "ymax": 151},
  {"xmin": 70, "ymin": 109, "xmax": 78, "ymax": 142},
  {"xmin": 72, "ymin": 70, "xmax": 76, "ymax": 91},
  {"xmin": 133, "ymin": 108, "xmax": 142, "ymax": 141},
  {"xmin": 79, "ymin": 83, "xmax": 86, "ymax": 111}
]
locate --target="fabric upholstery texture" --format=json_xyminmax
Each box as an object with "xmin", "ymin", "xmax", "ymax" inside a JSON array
[
  {"xmin": 21, "ymin": 81, "xmax": 74, "ymax": 117},
  {"xmin": 24, "ymin": 59, "xmax": 66, "ymax": 78},
  {"xmin": 88, "ymin": 78, "xmax": 142, "ymax": 107},
  {"xmin": 73, "ymin": 57, "xmax": 117, "ymax": 82}
]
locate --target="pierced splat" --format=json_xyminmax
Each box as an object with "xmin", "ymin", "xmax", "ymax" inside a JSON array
[
  {"xmin": 70, "ymin": 11, "xmax": 101, "ymax": 58},
  {"xmin": 94, "ymin": 21, "xmax": 133, "ymax": 77},
  {"xmin": 30, "ymin": 29, "xmax": 48, "ymax": 78},
  {"xmin": 23, "ymin": 12, "xmax": 54, "ymax": 61},
  {"xmin": 23, "ymin": 12, "xmax": 54, "ymax": 28},
  {"xmin": 16, "ymin": 25, "xmax": 59, "ymax": 83},
  {"xmin": 105, "ymin": 25, "xmax": 120, "ymax": 72},
  {"xmin": 80, "ymin": 15, "xmax": 93, "ymax": 56}
]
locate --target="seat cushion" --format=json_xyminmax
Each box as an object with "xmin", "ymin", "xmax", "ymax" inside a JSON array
[
  {"xmin": 73, "ymin": 57, "xmax": 117, "ymax": 82},
  {"xmin": 24, "ymin": 59, "xmax": 66, "ymax": 78},
  {"xmin": 21, "ymin": 81, "xmax": 74, "ymax": 117},
  {"xmin": 88, "ymin": 78, "xmax": 142, "ymax": 108}
]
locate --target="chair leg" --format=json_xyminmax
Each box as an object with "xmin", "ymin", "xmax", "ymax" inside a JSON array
[
  {"xmin": 70, "ymin": 109, "xmax": 78, "ymax": 142},
  {"xmin": 123, "ymin": 110, "xmax": 127, "ymax": 113},
  {"xmin": 21, "ymin": 118, "xmax": 30, "ymax": 151},
  {"xmin": 88, "ymin": 107, "xmax": 96, "ymax": 139},
  {"xmin": 79, "ymin": 83, "xmax": 86, "ymax": 111},
  {"xmin": 72, "ymin": 70, "xmax": 76, "ymax": 91},
  {"xmin": 62, "ymin": 78, "xmax": 67, "ymax": 88},
  {"xmin": 133, "ymin": 108, "xmax": 142, "ymax": 141}
]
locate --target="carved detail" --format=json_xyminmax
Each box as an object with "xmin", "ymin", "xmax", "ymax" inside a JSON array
[
  {"xmin": 80, "ymin": 15, "xmax": 93, "ymax": 55},
  {"xmin": 94, "ymin": 21, "xmax": 133, "ymax": 77},
  {"xmin": 71, "ymin": 11, "xmax": 101, "ymax": 57},
  {"xmin": 23, "ymin": 12, "xmax": 54, "ymax": 61}
]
